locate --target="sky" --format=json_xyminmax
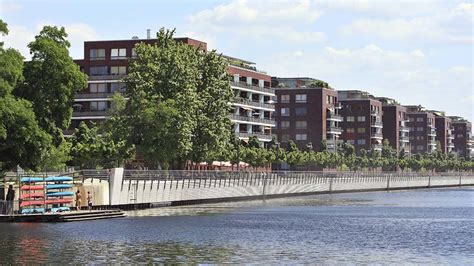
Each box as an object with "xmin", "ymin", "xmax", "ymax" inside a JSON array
[{"xmin": 1, "ymin": 0, "xmax": 473, "ymax": 121}]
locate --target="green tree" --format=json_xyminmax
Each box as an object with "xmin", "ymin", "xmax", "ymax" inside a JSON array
[
  {"xmin": 0, "ymin": 20, "xmax": 52, "ymax": 173},
  {"xmin": 14, "ymin": 25, "xmax": 87, "ymax": 145}
]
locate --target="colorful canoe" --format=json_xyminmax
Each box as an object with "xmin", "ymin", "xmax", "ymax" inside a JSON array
[
  {"xmin": 45, "ymin": 176, "xmax": 73, "ymax": 182},
  {"xmin": 21, "ymin": 208, "xmax": 45, "ymax": 214},
  {"xmin": 21, "ymin": 185, "xmax": 44, "ymax": 190},
  {"xmin": 20, "ymin": 177, "xmax": 44, "ymax": 183},
  {"xmin": 20, "ymin": 199, "xmax": 73, "ymax": 207},
  {"xmin": 51, "ymin": 207, "xmax": 70, "ymax": 213},
  {"xmin": 20, "ymin": 192, "xmax": 45, "ymax": 200},
  {"xmin": 46, "ymin": 184, "xmax": 73, "ymax": 189},
  {"xmin": 46, "ymin": 191, "xmax": 74, "ymax": 197}
]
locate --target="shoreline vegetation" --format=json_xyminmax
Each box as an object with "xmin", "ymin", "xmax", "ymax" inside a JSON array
[{"xmin": 1, "ymin": 20, "xmax": 473, "ymax": 177}]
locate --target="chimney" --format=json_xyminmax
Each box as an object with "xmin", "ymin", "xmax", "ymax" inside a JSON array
[{"xmin": 147, "ymin": 29, "xmax": 151, "ymax": 39}]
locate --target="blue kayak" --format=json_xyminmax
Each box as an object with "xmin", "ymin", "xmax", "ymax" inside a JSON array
[
  {"xmin": 51, "ymin": 207, "xmax": 70, "ymax": 213},
  {"xmin": 46, "ymin": 191, "xmax": 74, "ymax": 197},
  {"xmin": 46, "ymin": 184, "xmax": 73, "ymax": 189},
  {"xmin": 20, "ymin": 177, "xmax": 43, "ymax": 183},
  {"xmin": 45, "ymin": 176, "xmax": 73, "ymax": 182},
  {"xmin": 21, "ymin": 208, "xmax": 45, "ymax": 214}
]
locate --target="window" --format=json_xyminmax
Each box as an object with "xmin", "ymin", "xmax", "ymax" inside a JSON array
[
  {"xmin": 417, "ymin": 127, "xmax": 424, "ymax": 131},
  {"xmin": 281, "ymin": 134, "xmax": 290, "ymax": 142},
  {"xmin": 416, "ymin": 136, "xmax": 424, "ymax": 140},
  {"xmin": 90, "ymin": 83, "xmax": 107, "ymax": 93},
  {"xmin": 417, "ymin": 145, "xmax": 424, "ymax": 151},
  {"xmin": 295, "ymin": 121, "xmax": 307, "ymax": 129},
  {"xmin": 111, "ymin": 48, "xmax": 127, "ymax": 59},
  {"xmin": 281, "ymin": 95, "xmax": 290, "ymax": 103},
  {"xmin": 326, "ymin": 95, "xmax": 335, "ymax": 104},
  {"xmin": 90, "ymin": 49, "xmax": 105, "ymax": 60},
  {"xmin": 347, "ymin": 140, "xmax": 355, "ymax": 145},
  {"xmin": 280, "ymin": 107, "xmax": 290, "ymax": 116},
  {"xmin": 457, "ymin": 134, "xmax": 464, "ymax": 138},
  {"xmin": 131, "ymin": 48, "xmax": 137, "ymax": 58},
  {"xmin": 357, "ymin": 139, "xmax": 366, "ymax": 145},
  {"xmin": 111, "ymin": 82, "xmax": 126, "ymax": 93},
  {"xmin": 346, "ymin": 116, "xmax": 355, "ymax": 122},
  {"xmin": 409, "ymin": 117, "xmax": 415, "ymax": 122},
  {"xmin": 89, "ymin": 66, "xmax": 108, "ymax": 76},
  {"xmin": 357, "ymin": 116, "xmax": 366, "ymax": 122},
  {"xmin": 280, "ymin": 121, "xmax": 290, "ymax": 129},
  {"xmin": 357, "ymin": 127, "xmax": 366, "ymax": 133},
  {"xmin": 295, "ymin": 107, "xmax": 307, "ymax": 116},
  {"xmin": 110, "ymin": 66, "xmax": 126, "ymax": 75},
  {"xmin": 295, "ymin": 94, "xmax": 307, "ymax": 103},
  {"xmin": 416, "ymin": 117, "xmax": 424, "ymax": 122},
  {"xmin": 346, "ymin": 128, "xmax": 355, "ymax": 133},
  {"xmin": 295, "ymin": 134, "xmax": 307, "ymax": 141},
  {"xmin": 90, "ymin": 101, "xmax": 107, "ymax": 111}
]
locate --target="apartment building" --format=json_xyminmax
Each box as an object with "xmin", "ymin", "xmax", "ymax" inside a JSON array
[
  {"xmin": 431, "ymin": 112, "xmax": 455, "ymax": 154},
  {"xmin": 338, "ymin": 90, "xmax": 383, "ymax": 153},
  {"xmin": 68, "ymin": 32, "xmax": 275, "ymax": 143},
  {"xmin": 377, "ymin": 97, "xmax": 410, "ymax": 155},
  {"xmin": 273, "ymin": 77, "xmax": 342, "ymax": 152},
  {"xmin": 449, "ymin": 116, "xmax": 473, "ymax": 158},
  {"xmin": 405, "ymin": 105, "xmax": 436, "ymax": 154}
]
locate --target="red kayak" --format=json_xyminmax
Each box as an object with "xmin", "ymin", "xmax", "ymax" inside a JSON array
[
  {"xmin": 20, "ymin": 199, "xmax": 72, "ymax": 207},
  {"xmin": 20, "ymin": 192, "xmax": 45, "ymax": 200},
  {"xmin": 21, "ymin": 185, "xmax": 44, "ymax": 191}
]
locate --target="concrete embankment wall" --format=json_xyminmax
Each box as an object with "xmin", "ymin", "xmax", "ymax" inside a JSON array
[{"xmin": 106, "ymin": 170, "xmax": 474, "ymax": 207}]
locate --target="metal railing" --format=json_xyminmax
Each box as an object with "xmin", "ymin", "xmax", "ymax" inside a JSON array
[
  {"xmin": 230, "ymin": 81, "xmax": 275, "ymax": 95},
  {"xmin": 72, "ymin": 111, "xmax": 108, "ymax": 117},
  {"xmin": 237, "ymin": 132, "xmax": 274, "ymax": 141},
  {"xmin": 88, "ymin": 74, "xmax": 126, "ymax": 81},
  {"xmin": 327, "ymin": 127, "xmax": 343, "ymax": 134},
  {"xmin": 229, "ymin": 114, "xmax": 276, "ymax": 126},
  {"xmin": 75, "ymin": 92, "xmax": 115, "ymax": 99},
  {"xmin": 233, "ymin": 97, "xmax": 275, "ymax": 110},
  {"xmin": 327, "ymin": 113, "xmax": 343, "ymax": 121},
  {"xmin": 371, "ymin": 121, "xmax": 383, "ymax": 127}
]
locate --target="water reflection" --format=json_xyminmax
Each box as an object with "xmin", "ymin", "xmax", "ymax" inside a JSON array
[{"xmin": 0, "ymin": 188, "xmax": 472, "ymax": 264}]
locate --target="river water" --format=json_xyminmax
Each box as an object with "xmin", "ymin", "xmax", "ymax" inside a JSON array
[{"xmin": 0, "ymin": 187, "xmax": 473, "ymax": 264}]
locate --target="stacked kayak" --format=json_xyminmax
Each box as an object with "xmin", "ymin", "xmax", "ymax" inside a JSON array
[{"xmin": 19, "ymin": 175, "xmax": 74, "ymax": 214}]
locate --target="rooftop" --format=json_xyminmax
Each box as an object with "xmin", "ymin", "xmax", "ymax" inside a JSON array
[{"xmin": 338, "ymin": 90, "xmax": 376, "ymax": 100}]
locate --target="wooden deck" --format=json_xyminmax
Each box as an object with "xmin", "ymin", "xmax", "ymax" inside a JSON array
[{"xmin": 0, "ymin": 209, "xmax": 126, "ymax": 222}]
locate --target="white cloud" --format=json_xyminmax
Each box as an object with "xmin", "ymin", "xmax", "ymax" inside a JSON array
[
  {"xmin": 261, "ymin": 45, "xmax": 473, "ymax": 120},
  {"xmin": 4, "ymin": 22, "xmax": 98, "ymax": 59},
  {"xmin": 186, "ymin": 0, "xmax": 325, "ymax": 45},
  {"xmin": 1, "ymin": 2, "xmax": 22, "ymax": 13},
  {"xmin": 340, "ymin": 2, "xmax": 473, "ymax": 44}
]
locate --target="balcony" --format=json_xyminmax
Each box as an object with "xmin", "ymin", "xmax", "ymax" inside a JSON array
[
  {"xmin": 334, "ymin": 102, "xmax": 342, "ymax": 109},
  {"xmin": 327, "ymin": 127, "xmax": 343, "ymax": 134},
  {"xmin": 371, "ymin": 132, "xmax": 383, "ymax": 139},
  {"xmin": 229, "ymin": 114, "xmax": 276, "ymax": 126},
  {"xmin": 326, "ymin": 113, "xmax": 343, "ymax": 122},
  {"xmin": 230, "ymin": 81, "xmax": 275, "ymax": 95},
  {"xmin": 399, "ymin": 136, "xmax": 410, "ymax": 142},
  {"xmin": 428, "ymin": 141, "xmax": 437, "ymax": 146},
  {"xmin": 371, "ymin": 121, "xmax": 383, "ymax": 128},
  {"xmin": 237, "ymin": 132, "xmax": 273, "ymax": 142},
  {"xmin": 75, "ymin": 92, "xmax": 115, "ymax": 100},
  {"xmin": 447, "ymin": 134, "xmax": 455, "ymax": 140},
  {"xmin": 233, "ymin": 97, "xmax": 275, "ymax": 110},
  {"xmin": 399, "ymin": 126, "xmax": 410, "ymax": 132},
  {"xmin": 370, "ymin": 110, "xmax": 379, "ymax": 116},
  {"xmin": 427, "ymin": 129, "xmax": 436, "ymax": 137},
  {"xmin": 88, "ymin": 74, "xmax": 126, "ymax": 81},
  {"xmin": 72, "ymin": 111, "xmax": 108, "ymax": 119}
]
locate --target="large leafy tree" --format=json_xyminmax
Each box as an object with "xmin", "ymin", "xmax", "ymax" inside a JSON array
[
  {"xmin": 14, "ymin": 25, "xmax": 87, "ymax": 144},
  {"xmin": 123, "ymin": 28, "xmax": 233, "ymax": 169},
  {"xmin": 0, "ymin": 20, "xmax": 51, "ymax": 174}
]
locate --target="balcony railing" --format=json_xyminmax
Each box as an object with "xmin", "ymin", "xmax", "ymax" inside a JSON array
[
  {"xmin": 427, "ymin": 130, "xmax": 436, "ymax": 137},
  {"xmin": 230, "ymin": 81, "xmax": 275, "ymax": 95},
  {"xmin": 237, "ymin": 132, "xmax": 274, "ymax": 141},
  {"xmin": 75, "ymin": 92, "xmax": 115, "ymax": 100},
  {"xmin": 399, "ymin": 136, "xmax": 410, "ymax": 142},
  {"xmin": 88, "ymin": 74, "xmax": 126, "ymax": 81},
  {"xmin": 72, "ymin": 111, "xmax": 108, "ymax": 117},
  {"xmin": 327, "ymin": 127, "xmax": 343, "ymax": 134},
  {"xmin": 372, "ymin": 144, "xmax": 383, "ymax": 150},
  {"xmin": 326, "ymin": 113, "xmax": 343, "ymax": 122},
  {"xmin": 233, "ymin": 97, "xmax": 275, "ymax": 110},
  {"xmin": 371, "ymin": 132, "xmax": 383, "ymax": 139},
  {"xmin": 371, "ymin": 121, "xmax": 383, "ymax": 127},
  {"xmin": 399, "ymin": 126, "xmax": 410, "ymax": 132},
  {"xmin": 229, "ymin": 114, "xmax": 276, "ymax": 126},
  {"xmin": 447, "ymin": 134, "xmax": 455, "ymax": 140},
  {"xmin": 428, "ymin": 141, "xmax": 437, "ymax": 146}
]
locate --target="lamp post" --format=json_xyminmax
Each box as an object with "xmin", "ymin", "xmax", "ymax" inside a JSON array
[{"xmin": 276, "ymin": 141, "xmax": 280, "ymax": 172}]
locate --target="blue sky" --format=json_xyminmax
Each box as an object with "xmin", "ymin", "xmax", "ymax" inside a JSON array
[{"xmin": 2, "ymin": 0, "xmax": 473, "ymax": 121}]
